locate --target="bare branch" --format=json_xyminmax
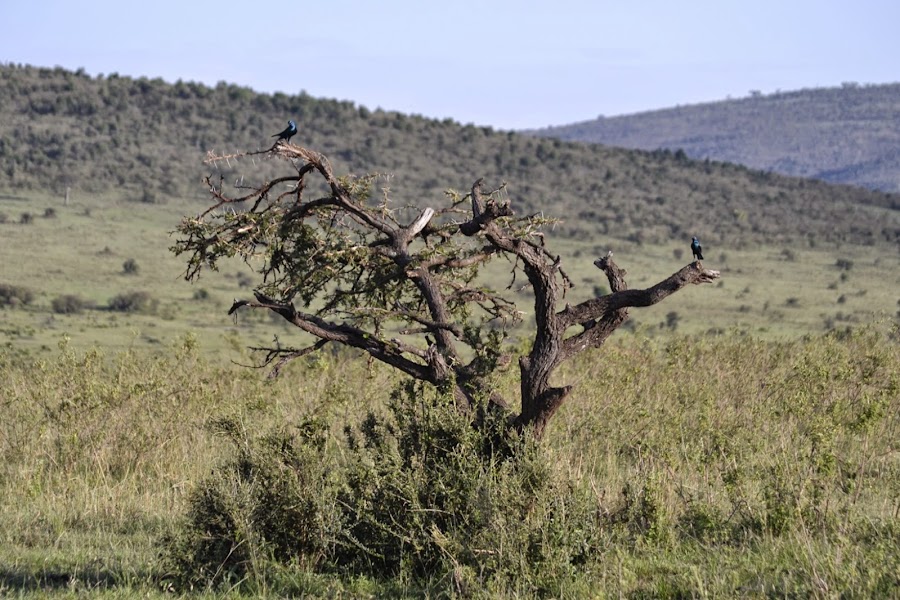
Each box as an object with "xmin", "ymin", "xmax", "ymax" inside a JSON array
[
  {"xmin": 403, "ymin": 207, "xmax": 435, "ymax": 242},
  {"xmin": 244, "ymin": 291, "xmax": 435, "ymax": 382},
  {"xmin": 180, "ymin": 143, "xmax": 725, "ymax": 441},
  {"xmin": 415, "ymin": 246, "xmax": 498, "ymax": 270},
  {"xmin": 559, "ymin": 260, "xmax": 721, "ymax": 328},
  {"xmin": 238, "ymin": 338, "xmax": 329, "ymax": 379}
]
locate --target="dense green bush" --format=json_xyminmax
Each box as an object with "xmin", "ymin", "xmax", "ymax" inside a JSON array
[
  {"xmin": 163, "ymin": 381, "xmax": 607, "ymax": 595},
  {"xmin": 162, "ymin": 416, "xmax": 339, "ymax": 589},
  {"xmin": 334, "ymin": 381, "xmax": 603, "ymax": 593}
]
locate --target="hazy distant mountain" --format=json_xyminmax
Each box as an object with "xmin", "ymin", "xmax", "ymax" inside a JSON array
[{"xmin": 531, "ymin": 84, "xmax": 900, "ymax": 193}]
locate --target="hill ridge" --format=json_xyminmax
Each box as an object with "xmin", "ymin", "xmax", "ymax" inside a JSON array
[
  {"xmin": 1, "ymin": 63, "xmax": 898, "ymax": 249},
  {"xmin": 531, "ymin": 83, "xmax": 900, "ymax": 193}
]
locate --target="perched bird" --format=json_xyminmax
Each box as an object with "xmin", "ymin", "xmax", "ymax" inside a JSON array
[
  {"xmin": 691, "ymin": 236, "xmax": 704, "ymax": 261},
  {"xmin": 272, "ymin": 120, "xmax": 297, "ymax": 143}
]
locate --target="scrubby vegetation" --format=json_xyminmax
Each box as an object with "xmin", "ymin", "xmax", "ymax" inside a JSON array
[
  {"xmin": 2, "ymin": 64, "xmax": 898, "ymax": 250},
  {"xmin": 107, "ymin": 290, "xmax": 157, "ymax": 313},
  {"xmin": 2, "ymin": 328, "xmax": 898, "ymax": 597},
  {"xmin": 2, "ymin": 63, "xmax": 899, "ymax": 597},
  {"xmin": 0, "ymin": 282, "xmax": 34, "ymax": 307},
  {"xmin": 50, "ymin": 293, "xmax": 89, "ymax": 314}
]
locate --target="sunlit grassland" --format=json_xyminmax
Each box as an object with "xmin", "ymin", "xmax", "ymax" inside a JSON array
[
  {"xmin": 1, "ymin": 191, "xmax": 281, "ymax": 356},
  {"xmin": 2, "ymin": 192, "xmax": 898, "ymax": 361},
  {"xmin": 1, "ymin": 336, "xmax": 395, "ymax": 597},
  {"xmin": 1, "ymin": 327, "xmax": 898, "ymax": 597}
]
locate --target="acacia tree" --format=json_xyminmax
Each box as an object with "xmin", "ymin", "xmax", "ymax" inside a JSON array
[{"xmin": 173, "ymin": 142, "xmax": 720, "ymax": 439}]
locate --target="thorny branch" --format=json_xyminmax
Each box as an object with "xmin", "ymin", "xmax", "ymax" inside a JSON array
[{"xmin": 175, "ymin": 142, "xmax": 721, "ymax": 439}]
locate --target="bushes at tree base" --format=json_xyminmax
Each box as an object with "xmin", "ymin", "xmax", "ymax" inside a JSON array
[
  {"xmin": 161, "ymin": 415, "xmax": 340, "ymax": 590},
  {"xmin": 333, "ymin": 381, "xmax": 602, "ymax": 593},
  {"xmin": 161, "ymin": 382, "xmax": 607, "ymax": 595},
  {"xmin": 160, "ymin": 328, "xmax": 900, "ymax": 596}
]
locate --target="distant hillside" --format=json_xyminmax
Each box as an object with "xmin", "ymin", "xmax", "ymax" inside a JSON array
[
  {"xmin": 532, "ymin": 84, "xmax": 900, "ymax": 193},
  {"xmin": 1, "ymin": 64, "xmax": 898, "ymax": 249}
]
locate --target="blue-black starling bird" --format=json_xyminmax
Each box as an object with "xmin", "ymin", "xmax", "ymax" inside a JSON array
[
  {"xmin": 272, "ymin": 120, "xmax": 297, "ymax": 143},
  {"xmin": 691, "ymin": 237, "xmax": 704, "ymax": 261}
]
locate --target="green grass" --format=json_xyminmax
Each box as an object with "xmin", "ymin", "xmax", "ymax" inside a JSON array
[
  {"xmin": 552, "ymin": 234, "xmax": 900, "ymax": 337},
  {"xmin": 2, "ymin": 328, "xmax": 898, "ymax": 597},
  {"xmin": 0, "ymin": 192, "xmax": 289, "ymax": 357},
  {"xmin": 2, "ymin": 191, "xmax": 898, "ymax": 360},
  {"xmin": 4, "ymin": 62, "xmax": 898, "ymax": 598}
]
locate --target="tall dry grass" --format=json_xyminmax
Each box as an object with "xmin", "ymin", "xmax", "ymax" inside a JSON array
[{"xmin": 1, "ymin": 326, "xmax": 898, "ymax": 597}]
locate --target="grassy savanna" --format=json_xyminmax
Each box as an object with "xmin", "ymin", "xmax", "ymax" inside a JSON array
[
  {"xmin": 1, "ymin": 328, "xmax": 898, "ymax": 597},
  {"xmin": 2, "ymin": 63, "xmax": 899, "ymax": 597},
  {"xmin": 0, "ymin": 190, "xmax": 290, "ymax": 357},
  {"xmin": 2, "ymin": 187, "xmax": 898, "ymax": 357},
  {"xmin": 2, "ymin": 64, "xmax": 899, "ymax": 354}
]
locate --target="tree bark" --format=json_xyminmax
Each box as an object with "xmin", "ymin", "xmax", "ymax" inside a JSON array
[{"xmin": 516, "ymin": 255, "xmax": 720, "ymax": 438}]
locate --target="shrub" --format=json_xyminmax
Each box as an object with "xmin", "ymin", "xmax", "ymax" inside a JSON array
[
  {"xmin": 835, "ymin": 258, "xmax": 854, "ymax": 271},
  {"xmin": 122, "ymin": 258, "xmax": 139, "ymax": 275},
  {"xmin": 665, "ymin": 311, "xmax": 680, "ymax": 330},
  {"xmin": 0, "ymin": 283, "xmax": 35, "ymax": 307},
  {"xmin": 107, "ymin": 291, "xmax": 156, "ymax": 313},
  {"xmin": 51, "ymin": 294, "xmax": 88, "ymax": 314},
  {"xmin": 19, "ymin": 212, "xmax": 33, "ymax": 224},
  {"xmin": 162, "ymin": 416, "xmax": 338, "ymax": 590},
  {"xmin": 163, "ymin": 382, "xmax": 606, "ymax": 595}
]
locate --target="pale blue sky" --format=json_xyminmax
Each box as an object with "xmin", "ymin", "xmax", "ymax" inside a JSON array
[{"xmin": 2, "ymin": 0, "xmax": 898, "ymax": 129}]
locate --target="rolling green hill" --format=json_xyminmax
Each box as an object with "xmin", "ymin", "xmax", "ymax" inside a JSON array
[
  {"xmin": 1, "ymin": 64, "xmax": 899, "ymax": 354},
  {"xmin": 531, "ymin": 83, "xmax": 900, "ymax": 193},
  {"xmin": 2, "ymin": 64, "xmax": 898, "ymax": 247}
]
